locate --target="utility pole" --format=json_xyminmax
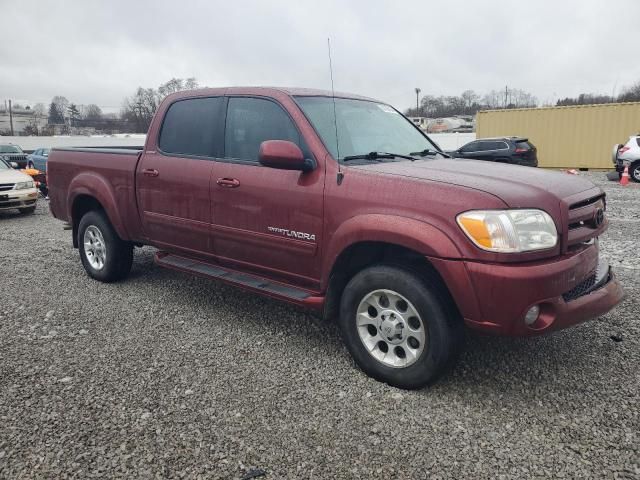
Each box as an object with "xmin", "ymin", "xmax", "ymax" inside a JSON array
[
  {"xmin": 8, "ymin": 99, "xmax": 14, "ymax": 136},
  {"xmin": 415, "ymin": 87, "xmax": 421, "ymax": 115}
]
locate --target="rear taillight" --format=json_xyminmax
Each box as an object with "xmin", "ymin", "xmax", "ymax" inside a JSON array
[
  {"xmin": 618, "ymin": 146, "xmax": 630, "ymax": 154},
  {"xmin": 515, "ymin": 148, "xmax": 528, "ymax": 154}
]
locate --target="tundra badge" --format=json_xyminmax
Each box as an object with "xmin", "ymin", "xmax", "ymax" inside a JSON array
[{"xmin": 267, "ymin": 226, "xmax": 316, "ymax": 241}]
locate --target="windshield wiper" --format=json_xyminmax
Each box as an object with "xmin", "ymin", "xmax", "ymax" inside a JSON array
[
  {"xmin": 409, "ymin": 148, "xmax": 447, "ymax": 157},
  {"xmin": 342, "ymin": 151, "xmax": 416, "ymax": 162}
]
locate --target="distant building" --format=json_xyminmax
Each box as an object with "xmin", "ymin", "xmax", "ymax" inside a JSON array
[
  {"xmin": 427, "ymin": 116, "xmax": 475, "ymax": 133},
  {"xmin": 408, "ymin": 117, "xmax": 430, "ymax": 130},
  {"xmin": 0, "ymin": 107, "xmax": 47, "ymax": 135},
  {"xmin": 409, "ymin": 115, "xmax": 475, "ymax": 133}
]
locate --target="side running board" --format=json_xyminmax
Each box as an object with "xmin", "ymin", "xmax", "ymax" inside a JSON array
[{"xmin": 155, "ymin": 252, "xmax": 318, "ymax": 303}]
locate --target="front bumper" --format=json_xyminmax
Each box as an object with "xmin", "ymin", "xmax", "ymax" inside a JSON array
[
  {"xmin": 0, "ymin": 188, "xmax": 38, "ymax": 211},
  {"xmin": 443, "ymin": 244, "xmax": 624, "ymax": 336}
]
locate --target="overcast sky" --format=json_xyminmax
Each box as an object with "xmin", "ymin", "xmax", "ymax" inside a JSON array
[{"xmin": 2, "ymin": 0, "xmax": 640, "ymax": 112}]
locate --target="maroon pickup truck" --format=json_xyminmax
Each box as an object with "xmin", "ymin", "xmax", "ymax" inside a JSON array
[{"xmin": 48, "ymin": 87, "xmax": 624, "ymax": 389}]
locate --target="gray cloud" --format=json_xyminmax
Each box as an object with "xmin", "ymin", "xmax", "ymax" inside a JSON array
[{"xmin": 2, "ymin": 0, "xmax": 639, "ymax": 112}]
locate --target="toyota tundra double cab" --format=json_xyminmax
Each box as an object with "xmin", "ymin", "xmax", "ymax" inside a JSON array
[{"xmin": 47, "ymin": 87, "xmax": 624, "ymax": 389}]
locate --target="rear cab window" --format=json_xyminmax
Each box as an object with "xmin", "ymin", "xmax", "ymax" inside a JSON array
[{"xmin": 159, "ymin": 97, "xmax": 225, "ymax": 157}]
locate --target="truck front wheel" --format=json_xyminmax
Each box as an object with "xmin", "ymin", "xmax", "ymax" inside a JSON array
[
  {"xmin": 78, "ymin": 210, "xmax": 133, "ymax": 282},
  {"xmin": 339, "ymin": 265, "xmax": 462, "ymax": 389}
]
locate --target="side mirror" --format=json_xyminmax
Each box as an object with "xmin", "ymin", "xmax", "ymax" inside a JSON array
[
  {"xmin": 258, "ymin": 140, "xmax": 314, "ymax": 172},
  {"xmin": 10, "ymin": 162, "xmax": 18, "ymax": 169}
]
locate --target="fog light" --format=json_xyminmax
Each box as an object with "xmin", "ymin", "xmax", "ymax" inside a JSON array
[{"xmin": 524, "ymin": 305, "xmax": 540, "ymax": 326}]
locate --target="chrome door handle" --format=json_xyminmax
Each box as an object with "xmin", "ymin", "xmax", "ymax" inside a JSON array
[
  {"xmin": 216, "ymin": 178, "xmax": 240, "ymax": 188},
  {"xmin": 142, "ymin": 168, "xmax": 159, "ymax": 177}
]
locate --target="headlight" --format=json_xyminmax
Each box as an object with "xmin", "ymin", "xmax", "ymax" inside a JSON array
[
  {"xmin": 14, "ymin": 181, "xmax": 35, "ymax": 190},
  {"xmin": 457, "ymin": 209, "xmax": 557, "ymax": 253}
]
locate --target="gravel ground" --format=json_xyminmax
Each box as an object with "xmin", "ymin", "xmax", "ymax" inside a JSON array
[{"xmin": 0, "ymin": 172, "xmax": 638, "ymax": 479}]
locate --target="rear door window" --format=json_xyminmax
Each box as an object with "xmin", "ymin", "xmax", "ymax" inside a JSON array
[
  {"xmin": 460, "ymin": 141, "xmax": 480, "ymax": 152},
  {"xmin": 224, "ymin": 97, "xmax": 301, "ymax": 163},
  {"xmin": 159, "ymin": 97, "xmax": 225, "ymax": 157},
  {"xmin": 476, "ymin": 141, "xmax": 494, "ymax": 151}
]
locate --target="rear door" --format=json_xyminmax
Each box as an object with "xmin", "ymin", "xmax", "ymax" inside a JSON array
[
  {"xmin": 210, "ymin": 96, "xmax": 324, "ymax": 285},
  {"xmin": 136, "ymin": 96, "xmax": 225, "ymax": 255}
]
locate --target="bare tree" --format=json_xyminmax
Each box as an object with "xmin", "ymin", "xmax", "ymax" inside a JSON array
[
  {"xmin": 83, "ymin": 104, "xmax": 103, "ymax": 121},
  {"xmin": 121, "ymin": 78, "xmax": 199, "ymax": 133},
  {"xmin": 158, "ymin": 77, "xmax": 200, "ymax": 98},
  {"xmin": 618, "ymin": 81, "xmax": 640, "ymax": 102},
  {"xmin": 461, "ymin": 90, "xmax": 479, "ymax": 113}
]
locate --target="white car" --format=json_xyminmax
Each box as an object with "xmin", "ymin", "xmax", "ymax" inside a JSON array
[
  {"xmin": 0, "ymin": 159, "xmax": 38, "ymax": 214},
  {"xmin": 613, "ymin": 135, "xmax": 640, "ymax": 182}
]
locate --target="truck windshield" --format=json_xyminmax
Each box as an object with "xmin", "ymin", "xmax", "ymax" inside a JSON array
[{"xmin": 295, "ymin": 96, "xmax": 440, "ymax": 162}]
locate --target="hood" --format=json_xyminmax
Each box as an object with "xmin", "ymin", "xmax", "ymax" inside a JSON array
[
  {"xmin": 0, "ymin": 168, "xmax": 33, "ymax": 184},
  {"xmin": 351, "ymin": 158, "xmax": 597, "ymax": 207}
]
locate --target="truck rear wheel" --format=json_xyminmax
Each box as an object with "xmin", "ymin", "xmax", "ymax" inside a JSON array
[
  {"xmin": 78, "ymin": 210, "xmax": 133, "ymax": 282},
  {"xmin": 338, "ymin": 264, "xmax": 462, "ymax": 389}
]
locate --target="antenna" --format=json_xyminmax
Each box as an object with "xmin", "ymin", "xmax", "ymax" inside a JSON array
[{"xmin": 327, "ymin": 38, "xmax": 343, "ymax": 184}]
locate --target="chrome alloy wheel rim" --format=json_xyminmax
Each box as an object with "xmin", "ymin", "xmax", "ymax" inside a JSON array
[
  {"xmin": 633, "ymin": 167, "xmax": 640, "ymax": 181},
  {"xmin": 356, "ymin": 289, "xmax": 427, "ymax": 368},
  {"xmin": 84, "ymin": 225, "xmax": 106, "ymax": 270}
]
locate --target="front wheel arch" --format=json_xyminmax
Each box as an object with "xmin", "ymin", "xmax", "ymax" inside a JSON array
[{"xmin": 322, "ymin": 241, "xmax": 462, "ymax": 325}]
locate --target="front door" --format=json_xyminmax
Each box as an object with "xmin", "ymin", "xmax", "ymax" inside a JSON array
[
  {"xmin": 211, "ymin": 96, "xmax": 324, "ymax": 287},
  {"xmin": 136, "ymin": 96, "xmax": 225, "ymax": 255}
]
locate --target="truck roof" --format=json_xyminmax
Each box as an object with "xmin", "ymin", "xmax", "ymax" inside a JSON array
[{"xmin": 164, "ymin": 86, "xmax": 379, "ymax": 103}]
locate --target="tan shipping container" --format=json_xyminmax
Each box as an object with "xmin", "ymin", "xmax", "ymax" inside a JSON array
[{"xmin": 476, "ymin": 102, "xmax": 640, "ymax": 169}]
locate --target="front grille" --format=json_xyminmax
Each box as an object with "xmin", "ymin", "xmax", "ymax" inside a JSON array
[
  {"xmin": 562, "ymin": 273, "xmax": 597, "ymax": 302},
  {"xmin": 0, "ymin": 199, "xmax": 36, "ymax": 208},
  {"xmin": 4, "ymin": 154, "xmax": 28, "ymax": 167},
  {"xmin": 569, "ymin": 194, "xmax": 605, "ymax": 211},
  {"xmin": 562, "ymin": 259, "xmax": 611, "ymax": 302},
  {"xmin": 566, "ymin": 194, "xmax": 606, "ymax": 249},
  {"xmin": 0, "ymin": 183, "xmax": 15, "ymax": 192}
]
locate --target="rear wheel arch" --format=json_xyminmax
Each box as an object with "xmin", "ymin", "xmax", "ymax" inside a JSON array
[
  {"xmin": 67, "ymin": 173, "xmax": 129, "ymax": 247},
  {"xmin": 70, "ymin": 193, "xmax": 127, "ymax": 248},
  {"xmin": 71, "ymin": 195, "xmax": 105, "ymax": 248}
]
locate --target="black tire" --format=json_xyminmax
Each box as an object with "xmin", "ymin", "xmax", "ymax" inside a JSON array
[
  {"xmin": 630, "ymin": 162, "xmax": 640, "ymax": 183},
  {"xmin": 19, "ymin": 206, "xmax": 36, "ymax": 215},
  {"xmin": 338, "ymin": 264, "xmax": 463, "ymax": 389},
  {"xmin": 78, "ymin": 210, "xmax": 133, "ymax": 282}
]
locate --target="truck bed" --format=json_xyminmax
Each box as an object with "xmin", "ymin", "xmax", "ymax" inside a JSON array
[{"xmin": 47, "ymin": 147, "xmax": 144, "ymax": 243}]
